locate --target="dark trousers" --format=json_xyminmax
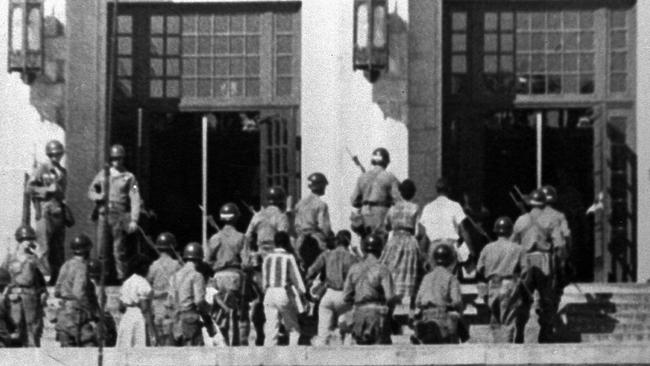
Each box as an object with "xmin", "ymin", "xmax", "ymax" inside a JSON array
[{"xmin": 351, "ymin": 304, "xmax": 391, "ymax": 345}]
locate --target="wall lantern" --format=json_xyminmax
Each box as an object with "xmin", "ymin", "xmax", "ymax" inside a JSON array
[
  {"xmin": 353, "ymin": 0, "xmax": 388, "ymax": 82},
  {"xmin": 7, "ymin": 0, "xmax": 44, "ymax": 84}
]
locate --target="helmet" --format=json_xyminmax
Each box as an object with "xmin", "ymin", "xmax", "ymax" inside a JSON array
[
  {"xmin": 87, "ymin": 259, "xmax": 102, "ymax": 279},
  {"xmin": 45, "ymin": 140, "xmax": 64, "ymax": 156},
  {"xmin": 71, "ymin": 234, "xmax": 93, "ymax": 255},
  {"xmin": 267, "ymin": 186, "xmax": 286, "ymax": 206},
  {"xmin": 155, "ymin": 232, "xmax": 177, "ymax": 250},
  {"xmin": 183, "ymin": 242, "xmax": 203, "ymax": 261},
  {"xmin": 433, "ymin": 244, "xmax": 454, "ymax": 266},
  {"xmin": 307, "ymin": 172, "xmax": 328, "ymax": 191},
  {"xmin": 493, "ymin": 216, "xmax": 514, "ymax": 237},
  {"xmin": 0, "ymin": 268, "xmax": 10, "ymax": 286},
  {"xmin": 361, "ymin": 234, "xmax": 384, "ymax": 255},
  {"xmin": 541, "ymin": 185, "xmax": 558, "ymax": 204},
  {"xmin": 371, "ymin": 148, "xmax": 390, "ymax": 167},
  {"xmin": 527, "ymin": 189, "xmax": 546, "ymax": 207},
  {"xmin": 219, "ymin": 203, "xmax": 241, "ymax": 223},
  {"xmin": 109, "ymin": 144, "xmax": 126, "ymax": 159},
  {"xmin": 15, "ymin": 225, "xmax": 36, "ymax": 242}
]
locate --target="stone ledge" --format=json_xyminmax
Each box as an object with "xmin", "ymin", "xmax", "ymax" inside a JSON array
[{"xmin": 2, "ymin": 344, "xmax": 650, "ymax": 366}]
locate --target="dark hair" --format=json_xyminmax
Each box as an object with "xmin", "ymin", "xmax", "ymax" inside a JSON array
[
  {"xmin": 274, "ymin": 231, "xmax": 292, "ymax": 251},
  {"xmin": 435, "ymin": 177, "xmax": 450, "ymax": 195},
  {"xmin": 399, "ymin": 179, "xmax": 416, "ymax": 200},
  {"xmin": 335, "ymin": 230, "xmax": 352, "ymax": 247},
  {"xmin": 127, "ymin": 254, "xmax": 152, "ymax": 278}
]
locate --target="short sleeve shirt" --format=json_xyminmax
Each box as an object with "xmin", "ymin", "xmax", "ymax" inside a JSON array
[
  {"xmin": 120, "ymin": 274, "xmax": 153, "ymax": 306},
  {"xmin": 419, "ymin": 196, "xmax": 467, "ymax": 241}
]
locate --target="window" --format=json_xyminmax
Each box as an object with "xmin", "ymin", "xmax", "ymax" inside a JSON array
[
  {"xmin": 609, "ymin": 10, "xmax": 629, "ymax": 93},
  {"xmin": 116, "ymin": 15, "xmax": 133, "ymax": 98},
  {"xmin": 149, "ymin": 14, "xmax": 181, "ymax": 98},
  {"xmin": 515, "ymin": 10, "xmax": 595, "ymax": 95},
  {"xmin": 483, "ymin": 11, "xmax": 515, "ymax": 93},
  {"xmin": 450, "ymin": 11, "xmax": 468, "ymax": 95}
]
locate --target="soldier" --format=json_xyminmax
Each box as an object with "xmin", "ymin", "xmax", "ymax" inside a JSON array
[
  {"xmin": 350, "ymin": 148, "xmax": 401, "ymax": 238},
  {"xmin": 307, "ymin": 230, "xmax": 358, "ymax": 346},
  {"xmin": 0, "ymin": 268, "xmax": 19, "ymax": 347},
  {"xmin": 244, "ymin": 186, "xmax": 289, "ymax": 345},
  {"xmin": 418, "ymin": 178, "xmax": 468, "ymax": 271},
  {"xmin": 206, "ymin": 203, "xmax": 251, "ymax": 346},
  {"xmin": 343, "ymin": 234, "xmax": 396, "ymax": 345},
  {"xmin": 541, "ymin": 185, "xmax": 572, "ymax": 280},
  {"xmin": 168, "ymin": 242, "xmax": 214, "ymax": 346},
  {"xmin": 54, "ymin": 235, "xmax": 99, "ymax": 347},
  {"xmin": 261, "ymin": 231, "xmax": 306, "ymax": 346},
  {"xmin": 7, "ymin": 225, "xmax": 48, "ymax": 347},
  {"xmin": 29, "ymin": 140, "xmax": 72, "ymax": 283},
  {"xmin": 412, "ymin": 244, "xmax": 465, "ymax": 344},
  {"xmin": 147, "ymin": 232, "xmax": 181, "ymax": 346},
  {"xmin": 476, "ymin": 217, "xmax": 528, "ymax": 343},
  {"xmin": 294, "ymin": 172, "xmax": 333, "ymax": 270},
  {"xmin": 511, "ymin": 189, "xmax": 564, "ymax": 343},
  {"xmin": 88, "ymin": 144, "xmax": 142, "ymax": 281}
]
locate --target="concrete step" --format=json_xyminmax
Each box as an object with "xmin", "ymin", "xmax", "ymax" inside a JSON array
[{"xmin": 582, "ymin": 332, "xmax": 650, "ymax": 343}]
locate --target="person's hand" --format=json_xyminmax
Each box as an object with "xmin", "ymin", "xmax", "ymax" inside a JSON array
[{"xmin": 127, "ymin": 221, "xmax": 138, "ymax": 233}]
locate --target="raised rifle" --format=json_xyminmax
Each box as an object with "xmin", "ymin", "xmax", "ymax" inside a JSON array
[
  {"xmin": 345, "ymin": 147, "xmax": 366, "ymax": 173},
  {"xmin": 509, "ymin": 191, "xmax": 527, "ymax": 214}
]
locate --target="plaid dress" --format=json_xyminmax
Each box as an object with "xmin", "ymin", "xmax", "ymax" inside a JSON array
[{"xmin": 380, "ymin": 201, "xmax": 421, "ymax": 299}]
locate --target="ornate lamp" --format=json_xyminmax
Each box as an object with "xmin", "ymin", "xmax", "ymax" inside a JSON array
[
  {"xmin": 8, "ymin": 0, "xmax": 44, "ymax": 84},
  {"xmin": 353, "ymin": 0, "xmax": 388, "ymax": 82}
]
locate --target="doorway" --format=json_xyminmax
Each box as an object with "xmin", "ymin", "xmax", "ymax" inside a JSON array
[{"xmin": 147, "ymin": 111, "xmax": 260, "ymax": 245}]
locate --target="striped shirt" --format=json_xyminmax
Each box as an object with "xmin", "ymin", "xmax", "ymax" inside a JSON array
[{"xmin": 262, "ymin": 248, "xmax": 305, "ymax": 293}]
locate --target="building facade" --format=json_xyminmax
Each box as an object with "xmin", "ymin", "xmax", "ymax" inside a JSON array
[{"xmin": 2, "ymin": 0, "xmax": 649, "ymax": 282}]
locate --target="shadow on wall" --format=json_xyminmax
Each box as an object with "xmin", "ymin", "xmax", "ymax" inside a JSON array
[
  {"xmin": 371, "ymin": 8, "xmax": 408, "ymax": 123},
  {"xmin": 29, "ymin": 16, "xmax": 66, "ymax": 128}
]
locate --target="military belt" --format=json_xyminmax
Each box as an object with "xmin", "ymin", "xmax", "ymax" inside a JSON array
[
  {"xmin": 362, "ymin": 201, "xmax": 390, "ymax": 208},
  {"xmin": 107, "ymin": 201, "xmax": 130, "ymax": 211},
  {"xmin": 393, "ymin": 227, "xmax": 415, "ymax": 235}
]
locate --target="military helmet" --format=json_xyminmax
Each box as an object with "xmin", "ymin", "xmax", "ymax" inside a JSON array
[
  {"xmin": 527, "ymin": 188, "xmax": 546, "ymax": 207},
  {"xmin": 0, "ymin": 268, "xmax": 10, "ymax": 286},
  {"xmin": 267, "ymin": 186, "xmax": 286, "ymax": 205},
  {"xmin": 219, "ymin": 203, "xmax": 241, "ymax": 223},
  {"xmin": 493, "ymin": 216, "xmax": 514, "ymax": 237},
  {"xmin": 15, "ymin": 225, "xmax": 36, "ymax": 242},
  {"xmin": 307, "ymin": 172, "xmax": 328, "ymax": 190},
  {"xmin": 362, "ymin": 234, "xmax": 384, "ymax": 255},
  {"xmin": 45, "ymin": 140, "xmax": 64, "ymax": 156},
  {"xmin": 109, "ymin": 144, "xmax": 126, "ymax": 159},
  {"xmin": 71, "ymin": 234, "xmax": 93, "ymax": 255},
  {"xmin": 87, "ymin": 259, "xmax": 102, "ymax": 279},
  {"xmin": 155, "ymin": 232, "xmax": 177, "ymax": 249},
  {"xmin": 371, "ymin": 147, "xmax": 390, "ymax": 166},
  {"xmin": 541, "ymin": 185, "xmax": 558, "ymax": 204},
  {"xmin": 433, "ymin": 244, "xmax": 454, "ymax": 266},
  {"xmin": 183, "ymin": 242, "xmax": 203, "ymax": 261}
]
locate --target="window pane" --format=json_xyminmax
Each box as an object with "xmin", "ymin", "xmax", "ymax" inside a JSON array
[
  {"xmin": 531, "ymin": 54, "xmax": 545, "ymax": 72},
  {"xmin": 166, "ymin": 59, "xmax": 180, "ymax": 76},
  {"xmin": 517, "ymin": 32, "xmax": 530, "ymax": 51},
  {"xmin": 151, "ymin": 16, "xmax": 164, "ymax": 34},
  {"xmin": 117, "ymin": 58, "xmax": 131, "ymax": 76},
  {"xmin": 484, "ymin": 55, "xmax": 497, "ymax": 73},
  {"xmin": 214, "ymin": 15, "xmax": 228, "ymax": 33},
  {"xmin": 547, "ymin": 54, "xmax": 561, "ymax": 72},
  {"xmin": 452, "ymin": 55, "xmax": 466, "ymax": 73},
  {"xmin": 517, "ymin": 54, "xmax": 531, "ymax": 72},
  {"xmin": 150, "ymin": 58, "xmax": 163, "ymax": 76},
  {"xmin": 484, "ymin": 34, "xmax": 498, "ymax": 52},
  {"xmin": 563, "ymin": 75, "xmax": 578, "ymax": 93},
  {"xmin": 231, "ymin": 15, "xmax": 244, "ymax": 32},
  {"xmin": 246, "ymin": 78, "xmax": 260, "ymax": 96},
  {"xmin": 150, "ymin": 79, "xmax": 163, "ymax": 97},
  {"xmin": 563, "ymin": 11, "xmax": 578, "ymax": 29},
  {"xmin": 485, "ymin": 13, "xmax": 498, "ymax": 31},
  {"xmin": 564, "ymin": 32, "xmax": 578, "ymax": 51},
  {"xmin": 246, "ymin": 36, "xmax": 260, "ymax": 54},
  {"xmin": 516, "ymin": 12, "xmax": 530, "ymax": 30},
  {"xmin": 547, "ymin": 32, "xmax": 561, "ymax": 51},
  {"xmin": 276, "ymin": 13, "xmax": 293, "ymax": 32},
  {"xmin": 182, "ymin": 78, "xmax": 196, "ymax": 97},
  {"xmin": 182, "ymin": 36, "xmax": 197, "ymax": 54},
  {"xmin": 277, "ymin": 35, "xmax": 293, "ymax": 54},
  {"xmin": 564, "ymin": 54, "xmax": 578, "ymax": 72},
  {"xmin": 276, "ymin": 77, "xmax": 292, "ymax": 96},
  {"xmin": 531, "ymin": 13, "xmax": 545, "ymax": 29},
  {"xmin": 198, "ymin": 36, "xmax": 211, "ymax": 54},
  {"xmin": 167, "ymin": 16, "xmax": 180, "ymax": 34},
  {"xmin": 118, "ymin": 37, "xmax": 132, "ymax": 55},
  {"xmin": 579, "ymin": 53, "xmax": 594, "ymax": 72},
  {"xmin": 118, "ymin": 79, "xmax": 132, "ymax": 97},
  {"xmin": 452, "ymin": 34, "xmax": 466, "ymax": 52},
  {"xmin": 579, "ymin": 31, "xmax": 594, "ymax": 50},
  {"xmin": 118, "ymin": 16, "xmax": 132, "ymax": 34},
  {"xmin": 548, "ymin": 75, "xmax": 561, "ymax": 94},
  {"xmin": 611, "ymin": 31, "xmax": 627, "ymax": 49},
  {"xmin": 501, "ymin": 13, "xmax": 514, "ymax": 31},
  {"xmin": 230, "ymin": 78, "xmax": 243, "ymax": 96},
  {"xmin": 531, "ymin": 33, "xmax": 545, "ymax": 50},
  {"xmin": 276, "ymin": 55, "xmax": 292, "ymax": 75},
  {"xmin": 197, "ymin": 58, "xmax": 212, "ymax": 75},
  {"xmin": 151, "ymin": 37, "xmax": 163, "ymax": 56},
  {"xmin": 182, "ymin": 15, "xmax": 197, "ymax": 33},
  {"xmin": 214, "ymin": 57, "xmax": 229, "ymax": 75},
  {"xmin": 230, "ymin": 57, "xmax": 244, "ymax": 75},
  {"xmin": 198, "ymin": 15, "xmax": 212, "ymax": 33},
  {"xmin": 167, "ymin": 37, "xmax": 180, "ymax": 55},
  {"xmin": 580, "ymin": 11, "xmax": 594, "ymax": 29},
  {"xmin": 611, "ymin": 52, "xmax": 626, "ymax": 72},
  {"xmin": 246, "ymin": 56, "xmax": 260, "ymax": 75},
  {"xmin": 166, "ymin": 79, "xmax": 179, "ymax": 97},
  {"xmin": 230, "ymin": 36, "xmax": 244, "ymax": 54},
  {"xmin": 611, "ymin": 10, "xmax": 627, "ymax": 28},
  {"xmin": 548, "ymin": 12, "xmax": 562, "ymax": 29},
  {"xmin": 246, "ymin": 14, "xmax": 261, "ymax": 32},
  {"xmin": 197, "ymin": 79, "xmax": 212, "ymax": 97},
  {"xmin": 580, "ymin": 74, "xmax": 594, "ymax": 94},
  {"xmin": 452, "ymin": 12, "xmax": 467, "ymax": 31},
  {"xmin": 183, "ymin": 57, "xmax": 196, "ymax": 75},
  {"xmin": 610, "ymin": 73, "xmax": 627, "ymax": 93},
  {"xmin": 501, "ymin": 55, "xmax": 513, "ymax": 72},
  {"xmin": 214, "ymin": 79, "xmax": 228, "ymax": 97},
  {"xmin": 531, "ymin": 74, "xmax": 545, "ymax": 93},
  {"xmin": 501, "ymin": 34, "xmax": 513, "ymax": 52},
  {"xmin": 214, "ymin": 36, "xmax": 228, "ymax": 54}
]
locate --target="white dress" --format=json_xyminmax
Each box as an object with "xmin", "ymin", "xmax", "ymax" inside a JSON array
[{"xmin": 116, "ymin": 274, "xmax": 153, "ymax": 347}]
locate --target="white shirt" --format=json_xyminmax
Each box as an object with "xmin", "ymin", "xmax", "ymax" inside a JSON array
[
  {"xmin": 120, "ymin": 274, "xmax": 152, "ymax": 305},
  {"xmin": 419, "ymin": 195, "xmax": 467, "ymax": 241}
]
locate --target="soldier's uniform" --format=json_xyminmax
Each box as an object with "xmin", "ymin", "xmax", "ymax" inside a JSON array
[
  {"xmin": 29, "ymin": 141, "xmax": 69, "ymax": 281},
  {"xmin": 168, "ymin": 244, "xmax": 207, "ymax": 346},
  {"xmin": 413, "ymin": 244, "xmax": 464, "ymax": 344},
  {"xmin": 0, "ymin": 269, "xmax": 19, "ymax": 347},
  {"xmin": 477, "ymin": 217, "xmax": 528, "ymax": 343},
  {"xmin": 89, "ymin": 169, "xmax": 141, "ymax": 280},
  {"xmin": 54, "ymin": 235, "xmax": 98, "ymax": 347},
  {"xmin": 7, "ymin": 241, "xmax": 48, "ymax": 347},
  {"xmin": 206, "ymin": 213, "xmax": 250, "ymax": 346},
  {"xmin": 343, "ymin": 235, "xmax": 395, "ymax": 345},
  {"xmin": 294, "ymin": 174, "xmax": 333, "ymax": 269},
  {"xmin": 147, "ymin": 233, "xmax": 181, "ymax": 346},
  {"xmin": 511, "ymin": 190, "xmax": 563, "ymax": 343},
  {"xmin": 350, "ymin": 150, "xmax": 400, "ymax": 237}
]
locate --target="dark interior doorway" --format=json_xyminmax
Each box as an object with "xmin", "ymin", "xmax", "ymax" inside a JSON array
[
  {"xmin": 483, "ymin": 108, "xmax": 595, "ymax": 281},
  {"xmin": 147, "ymin": 111, "xmax": 260, "ymax": 246}
]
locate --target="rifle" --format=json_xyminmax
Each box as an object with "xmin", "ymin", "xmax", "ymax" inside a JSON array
[
  {"xmin": 509, "ymin": 191, "xmax": 527, "ymax": 215},
  {"xmin": 241, "ymin": 200, "xmax": 258, "ymax": 215},
  {"xmin": 345, "ymin": 147, "xmax": 366, "ymax": 173},
  {"xmin": 136, "ymin": 225, "xmax": 184, "ymax": 264},
  {"xmin": 198, "ymin": 205, "xmax": 220, "ymax": 232},
  {"xmin": 22, "ymin": 173, "xmax": 31, "ymax": 225}
]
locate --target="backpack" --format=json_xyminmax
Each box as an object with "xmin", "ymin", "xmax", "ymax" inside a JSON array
[{"xmin": 520, "ymin": 214, "xmax": 552, "ymax": 253}]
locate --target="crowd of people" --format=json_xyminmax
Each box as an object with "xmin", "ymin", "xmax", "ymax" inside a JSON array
[{"xmin": 0, "ymin": 141, "xmax": 571, "ymax": 348}]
